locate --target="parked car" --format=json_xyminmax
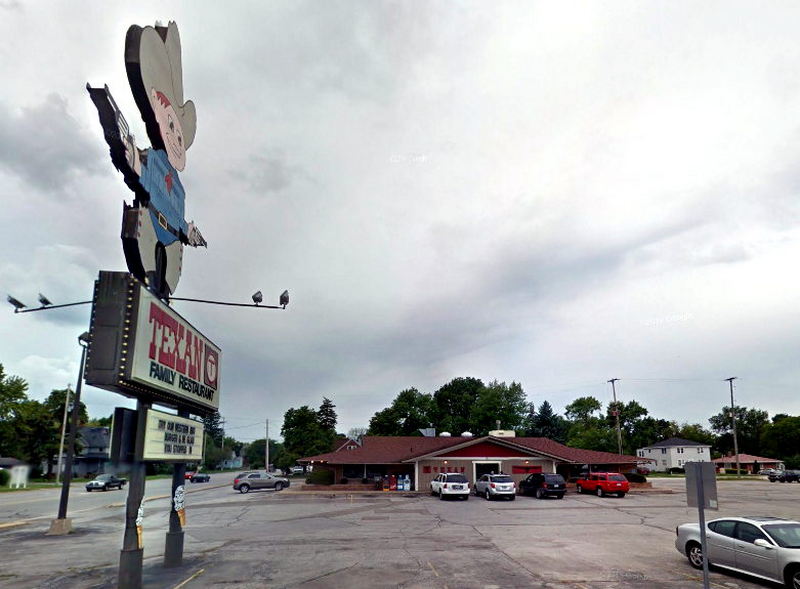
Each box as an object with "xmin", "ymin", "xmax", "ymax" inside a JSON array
[
  {"xmin": 758, "ymin": 468, "xmax": 778, "ymax": 476},
  {"xmin": 290, "ymin": 466, "xmax": 304, "ymax": 475},
  {"xmin": 675, "ymin": 516, "xmax": 800, "ymax": 587},
  {"xmin": 233, "ymin": 471, "xmax": 290, "ymax": 494},
  {"xmin": 519, "ymin": 473, "xmax": 566, "ymax": 499},
  {"xmin": 474, "ymin": 473, "xmax": 516, "ymax": 500},
  {"xmin": 85, "ymin": 474, "xmax": 127, "ymax": 492},
  {"xmin": 575, "ymin": 472, "xmax": 630, "ymax": 497},
  {"xmin": 184, "ymin": 471, "xmax": 196, "ymax": 480},
  {"xmin": 769, "ymin": 470, "xmax": 800, "ymax": 483},
  {"xmin": 429, "ymin": 473, "xmax": 470, "ymax": 500},
  {"xmin": 190, "ymin": 472, "xmax": 210, "ymax": 483}
]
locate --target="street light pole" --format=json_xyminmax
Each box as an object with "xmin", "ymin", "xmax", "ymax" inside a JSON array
[
  {"xmin": 608, "ymin": 378, "xmax": 623, "ymax": 455},
  {"xmin": 725, "ymin": 377, "xmax": 741, "ymax": 479},
  {"xmin": 47, "ymin": 332, "xmax": 90, "ymax": 535},
  {"xmin": 56, "ymin": 386, "xmax": 72, "ymax": 484}
]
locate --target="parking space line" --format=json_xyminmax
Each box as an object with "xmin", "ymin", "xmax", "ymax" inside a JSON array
[
  {"xmin": 172, "ymin": 567, "xmax": 204, "ymax": 589},
  {"xmin": 428, "ymin": 561, "xmax": 440, "ymax": 577}
]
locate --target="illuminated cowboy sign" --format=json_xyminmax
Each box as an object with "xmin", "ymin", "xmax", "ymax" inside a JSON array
[{"xmin": 85, "ymin": 271, "xmax": 221, "ymax": 414}]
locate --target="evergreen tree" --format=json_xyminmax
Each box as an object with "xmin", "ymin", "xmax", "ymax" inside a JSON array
[
  {"xmin": 202, "ymin": 410, "xmax": 225, "ymax": 446},
  {"xmin": 318, "ymin": 397, "xmax": 338, "ymax": 432}
]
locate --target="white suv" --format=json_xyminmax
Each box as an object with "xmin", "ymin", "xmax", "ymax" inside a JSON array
[{"xmin": 430, "ymin": 473, "xmax": 470, "ymax": 500}]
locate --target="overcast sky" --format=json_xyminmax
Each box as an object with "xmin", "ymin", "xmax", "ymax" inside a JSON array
[{"xmin": 1, "ymin": 1, "xmax": 799, "ymax": 445}]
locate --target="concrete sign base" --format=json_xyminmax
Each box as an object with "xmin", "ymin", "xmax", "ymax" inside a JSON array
[{"xmin": 46, "ymin": 518, "xmax": 73, "ymax": 536}]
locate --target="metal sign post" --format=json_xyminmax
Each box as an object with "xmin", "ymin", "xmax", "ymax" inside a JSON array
[
  {"xmin": 119, "ymin": 400, "xmax": 150, "ymax": 589},
  {"xmin": 164, "ymin": 408, "xmax": 190, "ymax": 568},
  {"xmin": 685, "ymin": 462, "xmax": 718, "ymax": 589}
]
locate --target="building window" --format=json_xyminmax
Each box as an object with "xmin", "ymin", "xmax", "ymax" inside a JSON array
[
  {"xmin": 638, "ymin": 450, "xmax": 644, "ymax": 457},
  {"xmin": 661, "ymin": 448, "xmax": 667, "ymax": 454},
  {"xmin": 697, "ymin": 448, "xmax": 703, "ymax": 453},
  {"xmin": 677, "ymin": 448, "xmax": 684, "ymax": 454},
  {"xmin": 423, "ymin": 466, "xmax": 431, "ymax": 474},
  {"xmin": 678, "ymin": 460, "xmax": 682, "ymax": 466},
  {"xmin": 662, "ymin": 460, "xmax": 667, "ymax": 465}
]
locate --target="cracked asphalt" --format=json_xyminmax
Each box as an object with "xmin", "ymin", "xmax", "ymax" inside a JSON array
[{"xmin": 0, "ymin": 477, "xmax": 797, "ymax": 588}]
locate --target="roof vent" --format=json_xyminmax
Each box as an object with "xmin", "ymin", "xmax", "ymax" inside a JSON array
[
  {"xmin": 439, "ymin": 431, "xmax": 452, "ymax": 437},
  {"xmin": 489, "ymin": 430, "xmax": 516, "ymax": 437},
  {"xmin": 461, "ymin": 431, "xmax": 474, "ymax": 437}
]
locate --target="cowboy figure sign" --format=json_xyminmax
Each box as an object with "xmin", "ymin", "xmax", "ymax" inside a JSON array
[{"xmin": 88, "ymin": 22, "xmax": 205, "ymax": 299}]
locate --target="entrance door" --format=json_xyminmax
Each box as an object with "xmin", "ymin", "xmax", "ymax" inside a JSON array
[{"xmin": 474, "ymin": 462, "xmax": 501, "ymax": 480}]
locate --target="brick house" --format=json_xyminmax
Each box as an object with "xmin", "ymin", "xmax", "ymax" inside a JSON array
[
  {"xmin": 712, "ymin": 453, "xmax": 785, "ymax": 474},
  {"xmin": 300, "ymin": 435, "xmax": 642, "ymax": 490}
]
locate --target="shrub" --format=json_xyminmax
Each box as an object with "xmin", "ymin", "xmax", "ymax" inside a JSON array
[
  {"xmin": 0, "ymin": 469, "xmax": 9, "ymax": 486},
  {"xmin": 624, "ymin": 472, "xmax": 647, "ymax": 483},
  {"xmin": 305, "ymin": 469, "xmax": 335, "ymax": 485},
  {"xmin": 667, "ymin": 467, "xmax": 685, "ymax": 475}
]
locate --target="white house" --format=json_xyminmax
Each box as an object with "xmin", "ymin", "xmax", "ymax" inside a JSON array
[{"xmin": 637, "ymin": 437, "xmax": 712, "ymax": 472}]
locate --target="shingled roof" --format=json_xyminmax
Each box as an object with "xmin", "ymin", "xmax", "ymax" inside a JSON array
[
  {"xmin": 644, "ymin": 437, "xmax": 710, "ymax": 448},
  {"xmin": 300, "ymin": 435, "xmax": 641, "ymax": 465}
]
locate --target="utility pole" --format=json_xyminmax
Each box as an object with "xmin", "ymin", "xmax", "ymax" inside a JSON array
[
  {"xmin": 56, "ymin": 385, "xmax": 71, "ymax": 484},
  {"xmin": 725, "ymin": 377, "xmax": 741, "ymax": 479},
  {"xmin": 265, "ymin": 419, "xmax": 269, "ymax": 472},
  {"xmin": 220, "ymin": 418, "xmax": 226, "ymax": 452},
  {"xmin": 608, "ymin": 378, "xmax": 623, "ymax": 455}
]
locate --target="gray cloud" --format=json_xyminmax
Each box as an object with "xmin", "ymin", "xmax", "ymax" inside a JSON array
[{"xmin": 0, "ymin": 94, "xmax": 106, "ymax": 192}]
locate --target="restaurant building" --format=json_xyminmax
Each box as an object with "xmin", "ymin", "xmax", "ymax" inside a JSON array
[{"xmin": 300, "ymin": 433, "xmax": 643, "ymax": 490}]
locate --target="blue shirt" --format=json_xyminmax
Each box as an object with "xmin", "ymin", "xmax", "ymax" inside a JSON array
[{"xmin": 139, "ymin": 149, "xmax": 188, "ymax": 245}]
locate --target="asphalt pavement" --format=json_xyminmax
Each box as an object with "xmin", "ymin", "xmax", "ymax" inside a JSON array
[{"xmin": 0, "ymin": 476, "xmax": 797, "ymax": 588}]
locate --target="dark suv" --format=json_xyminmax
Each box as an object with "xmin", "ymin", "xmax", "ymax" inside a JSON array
[
  {"xmin": 769, "ymin": 470, "xmax": 800, "ymax": 483},
  {"xmin": 519, "ymin": 473, "xmax": 566, "ymax": 499}
]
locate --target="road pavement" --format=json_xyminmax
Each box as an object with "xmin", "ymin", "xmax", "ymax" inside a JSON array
[{"xmin": 1, "ymin": 476, "xmax": 797, "ymax": 588}]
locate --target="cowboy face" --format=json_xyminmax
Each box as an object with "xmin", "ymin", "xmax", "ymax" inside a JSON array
[{"xmin": 151, "ymin": 88, "xmax": 187, "ymax": 171}]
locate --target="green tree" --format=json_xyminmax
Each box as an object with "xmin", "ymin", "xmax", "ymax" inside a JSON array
[
  {"xmin": 367, "ymin": 388, "xmax": 434, "ymax": 436},
  {"xmin": 565, "ymin": 396, "xmax": 602, "ymax": 422},
  {"xmin": 317, "ymin": 397, "xmax": 337, "ymax": 433},
  {"xmin": 761, "ymin": 416, "xmax": 800, "ymax": 461},
  {"xmin": 565, "ymin": 396, "xmax": 614, "ymax": 452},
  {"xmin": 0, "ymin": 364, "xmax": 28, "ymax": 419},
  {"xmin": 202, "ymin": 410, "xmax": 225, "ymax": 446},
  {"xmin": 525, "ymin": 400, "xmax": 568, "ymax": 443},
  {"xmin": 281, "ymin": 406, "xmax": 334, "ymax": 458},
  {"xmin": 709, "ymin": 406, "xmax": 769, "ymax": 455},
  {"xmin": 606, "ymin": 399, "xmax": 648, "ymax": 454},
  {"xmin": 432, "ymin": 377, "xmax": 484, "ymax": 435},
  {"xmin": 470, "ymin": 380, "xmax": 528, "ymax": 435}
]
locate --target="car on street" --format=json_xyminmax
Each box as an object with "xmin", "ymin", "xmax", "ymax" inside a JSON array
[
  {"xmin": 575, "ymin": 472, "xmax": 630, "ymax": 497},
  {"xmin": 675, "ymin": 516, "xmax": 800, "ymax": 588},
  {"xmin": 430, "ymin": 473, "xmax": 470, "ymax": 500},
  {"xmin": 769, "ymin": 470, "xmax": 800, "ymax": 483},
  {"xmin": 518, "ymin": 473, "xmax": 566, "ymax": 499},
  {"xmin": 189, "ymin": 472, "xmax": 210, "ymax": 483},
  {"xmin": 474, "ymin": 473, "xmax": 516, "ymax": 500},
  {"xmin": 85, "ymin": 474, "xmax": 127, "ymax": 492},
  {"xmin": 233, "ymin": 471, "xmax": 290, "ymax": 493}
]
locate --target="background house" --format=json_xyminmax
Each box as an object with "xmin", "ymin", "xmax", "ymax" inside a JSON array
[
  {"xmin": 712, "ymin": 453, "xmax": 784, "ymax": 474},
  {"xmin": 636, "ymin": 437, "xmax": 711, "ymax": 472}
]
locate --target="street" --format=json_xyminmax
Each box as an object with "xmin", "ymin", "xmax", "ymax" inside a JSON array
[{"xmin": 1, "ymin": 477, "xmax": 798, "ymax": 588}]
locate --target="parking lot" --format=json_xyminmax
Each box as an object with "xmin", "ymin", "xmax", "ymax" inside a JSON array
[{"xmin": 1, "ymin": 477, "xmax": 796, "ymax": 587}]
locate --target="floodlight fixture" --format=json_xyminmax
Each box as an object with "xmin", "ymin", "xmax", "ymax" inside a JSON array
[
  {"xmin": 7, "ymin": 295, "xmax": 27, "ymax": 312},
  {"xmin": 78, "ymin": 332, "xmax": 90, "ymax": 346},
  {"xmin": 38, "ymin": 293, "xmax": 53, "ymax": 307},
  {"xmin": 252, "ymin": 291, "xmax": 263, "ymax": 305},
  {"xmin": 280, "ymin": 290, "xmax": 289, "ymax": 308}
]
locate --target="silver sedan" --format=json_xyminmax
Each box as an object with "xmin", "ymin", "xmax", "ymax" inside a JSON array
[{"xmin": 675, "ymin": 516, "xmax": 800, "ymax": 588}]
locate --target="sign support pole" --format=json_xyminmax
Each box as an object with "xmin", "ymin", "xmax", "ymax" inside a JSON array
[
  {"xmin": 164, "ymin": 408, "xmax": 190, "ymax": 568},
  {"xmin": 119, "ymin": 400, "xmax": 150, "ymax": 589},
  {"xmin": 696, "ymin": 471, "xmax": 710, "ymax": 589}
]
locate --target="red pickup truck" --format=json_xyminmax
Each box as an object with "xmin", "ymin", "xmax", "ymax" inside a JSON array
[{"xmin": 575, "ymin": 472, "xmax": 630, "ymax": 497}]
